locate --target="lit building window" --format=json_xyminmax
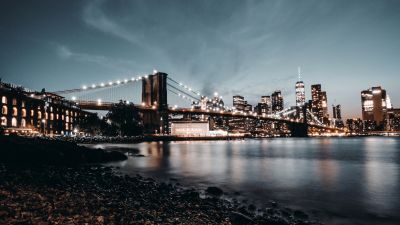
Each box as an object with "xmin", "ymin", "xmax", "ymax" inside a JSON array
[
  {"xmin": 22, "ymin": 101, "xmax": 25, "ymax": 107},
  {"xmin": 65, "ymin": 123, "xmax": 69, "ymax": 130},
  {"xmin": 11, "ymin": 117, "xmax": 17, "ymax": 127},
  {"xmin": 2, "ymin": 106, "xmax": 7, "ymax": 115},
  {"xmin": 22, "ymin": 109, "xmax": 26, "ymax": 117},
  {"xmin": 38, "ymin": 111, "xmax": 42, "ymax": 119},
  {"xmin": 66, "ymin": 116, "xmax": 69, "ymax": 123},
  {"xmin": 45, "ymin": 112, "xmax": 48, "ymax": 119},
  {"xmin": 50, "ymin": 113, "xmax": 54, "ymax": 120},
  {"xmin": 31, "ymin": 110, "xmax": 34, "ymax": 116},
  {"xmin": 1, "ymin": 96, "xmax": 7, "ymax": 104},
  {"xmin": 50, "ymin": 107, "xmax": 53, "ymax": 112},
  {"xmin": 1, "ymin": 117, "xmax": 6, "ymax": 126},
  {"xmin": 56, "ymin": 114, "xmax": 59, "ymax": 120},
  {"xmin": 12, "ymin": 98, "xmax": 17, "ymax": 106},
  {"xmin": 12, "ymin": 107, "xmax": 18, "ymax": 116},
  {"xmin": 21, "ymin": 119, "xmax": 26, "ymax": 127},
  {"xmin": 66, "ymin": 110, "xmax": 69, "ymax": 116}
]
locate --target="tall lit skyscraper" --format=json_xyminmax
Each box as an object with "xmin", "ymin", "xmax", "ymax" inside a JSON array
[
  {"xmin": 295, "ymin": 67, "xmax": 305, "ymax": 107},
  {"xmin": 271, "ymin": 90, "xmax": 283, "ymax": 112},
  {"xmin": 311, "ymin": 84, "xmax": 322, "ymax": 119},
  {"xmin": 311, "ymin": 84, "xmax": 329, "ymax": 124},
  {"xmin": 361, "ymin": 86, "xmax": 389, "ymax": 126}
]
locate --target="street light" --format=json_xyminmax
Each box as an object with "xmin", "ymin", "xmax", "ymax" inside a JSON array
[{"xmin": 41, "ymin": 119, "xmax": 46, "ymax": 135}]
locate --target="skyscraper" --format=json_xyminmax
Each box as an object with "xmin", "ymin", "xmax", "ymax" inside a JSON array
[
  {"xmin": 361, "ymin": 86, "xmax": 389, "ymax": 126},
  {"xmin": 271, "ymin": 90, "xmax": 283, "ymax": 113},
  {"xmin": 311, "ymin": 84, "xmax": 329, "ymax": 124},
  {"xmin": 332, "ymin": 104, "xmax": 344, "ymax": 128},
  {"xmin": 332, "ymin": 104, "xmax": 342, "ymax": 119},
  {"xmin": 321, "ymin": 91, "xmax": 328, "ymax": 118},
  {"xmin": 233, "ymin": 95, "xmax": 245, "ymax": 112},
  {"xmin": 257, "ymin": 96, "xmax": 271, "ymax": 115},
  {"xmin": 311, "ymin": 84, "xmax": 322, "ymax": 119},
  {"xmin": 295, "ymin": 67, "xmax": 305, "ymax": 107}
]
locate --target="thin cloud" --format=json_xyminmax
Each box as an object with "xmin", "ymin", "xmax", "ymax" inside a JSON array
[{"xmin": 55, "ymin": 44, "xmax": 135, "ymax": 73}]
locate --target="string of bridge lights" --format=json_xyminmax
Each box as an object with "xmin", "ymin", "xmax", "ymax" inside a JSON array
[{"xmin": 81, "ymin": 75, "xmax": 147, "ymax": 90}]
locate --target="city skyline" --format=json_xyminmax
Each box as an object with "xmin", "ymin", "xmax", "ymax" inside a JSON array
[{"xmin": 1, "ymin": 0, "xmax": 400, "ymax": 119}]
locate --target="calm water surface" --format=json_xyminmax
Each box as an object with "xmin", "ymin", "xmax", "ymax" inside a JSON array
[{"xmin": 91, "ymin": 137, "xmax": 400, "ymax": 225}]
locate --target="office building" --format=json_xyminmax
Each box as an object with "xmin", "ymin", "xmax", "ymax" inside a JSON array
[
  {"xmin": 361, "ymin": 86, "xmax": 391, "ymax": 126},
  {"xmin": 271, "ymin": 90, "xmax": 283, "ymax": 113},
  {"xmin": 233, "ymin": 95, "xmax": 245, "ymax": 112},
  {"xmin": 311, "ymin": 84, "xmax": 329, "ymax": 124}
]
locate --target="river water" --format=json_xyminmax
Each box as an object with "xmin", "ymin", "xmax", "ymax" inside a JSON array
[{"xmin": 90, "ymin": 137, "xmax": 400, "ymax": 225}]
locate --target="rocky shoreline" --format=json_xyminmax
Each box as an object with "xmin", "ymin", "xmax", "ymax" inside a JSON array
[
  {"xmin": 0, "ymin": 135, "xmax": 127, "ymax": 164},
  {"xmin": 0, "ymin": 164, "xmax": 322, "ymax": 225},
  {"xmin": 0, "ymin": 135, "xmax": 323, "ymax": 224}
]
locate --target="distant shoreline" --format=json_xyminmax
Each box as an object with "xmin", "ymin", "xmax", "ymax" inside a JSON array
[{"xmin": 58, "ymin": 133, "xmax": 399, "ymax": 145}]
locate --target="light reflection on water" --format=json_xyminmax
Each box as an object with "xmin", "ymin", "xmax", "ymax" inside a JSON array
[{"xmin": 92, "ymin": 137, "xmax": 400, "ymax": 225}]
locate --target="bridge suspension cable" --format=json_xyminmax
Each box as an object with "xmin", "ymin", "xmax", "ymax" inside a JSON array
[
  {"xmin": 306, "ymin": 109, "xmax": 325, "ymax": 126},
  {"xmin": 167, "ymin": 83, "xmax": 200, "ymax": 102},
  {"xmin": 167, "ymin": 77, "xmax": 202, "ymax": 97}
]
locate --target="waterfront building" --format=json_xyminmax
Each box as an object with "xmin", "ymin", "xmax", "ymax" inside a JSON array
[
  {"xmin": 170, "ymin": 121, "xmax": 209, "ymax": 136},
  {"xmin": 346, "ymin": 118, "xmax": 364, "ymax": 134},
  {"xmin": 0, "ymin": 81, "xmax": 93, "ymax": 135},
  {"xmin": 271, "ymin": 90, "xmax": 283, "ymax": 113},
  {"xmin": 361, "ymin": 86, "xmax": 391, "ymax": 127},
  {"xmin": 387, "ymin": 108, "xmax": 400, "ymax": 131},
  {"xmin": 363, "ymin": 120, "xmax": 377, "ymax": 132}
]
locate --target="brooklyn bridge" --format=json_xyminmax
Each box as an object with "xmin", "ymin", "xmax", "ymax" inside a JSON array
[{"xmin": 51, "ymin": 71, "xmax": 344, "ymax": 137}]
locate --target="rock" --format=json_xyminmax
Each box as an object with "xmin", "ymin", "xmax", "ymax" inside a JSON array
[
  {"xmin": 181, "ymin": 191, "xmax": 200, "ymax": 200},
  {"xmin": 294, "ymin": 210, "xmax": 309, "ymax": 219},
  {"xmin": 270, "ymin": 200, "xmax": 278, "ymax": 208},
  {"xmin": 248, "ymin": 204, "xmax": 256, "ymax": 211},
  {"xmin": 206, "ymin": 186, "xmax": 223, "ymax": 197},
  {"xmin": 230, "ymin": 211, "xmax": 254, "ymax": 225}
]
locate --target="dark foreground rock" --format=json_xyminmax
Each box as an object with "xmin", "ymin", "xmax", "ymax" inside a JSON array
[
  {"xmin": 206, "ymin": 186, "xmax": 224, "ymax": 197},
  {"xmin": 0, "ymin": 164, "xmax": 323, "ymax": 225},
  {"xmin": 0, "ymin": 135, "xmax": 127, "ymax": 164}
]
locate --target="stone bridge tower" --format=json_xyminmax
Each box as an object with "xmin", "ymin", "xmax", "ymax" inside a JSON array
[{"xmin": 141, "ymin": 72, "xmax": 169, "ymax": 134}]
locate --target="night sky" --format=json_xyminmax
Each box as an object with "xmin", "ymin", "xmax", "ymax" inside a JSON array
[{"xmin": 1, "ymin": 0, "xmax": 399, "ymax": 119}]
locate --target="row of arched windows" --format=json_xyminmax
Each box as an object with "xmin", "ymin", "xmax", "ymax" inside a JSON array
[
  {"xmin": 0, "ymin": 117, "xmax": 25, "ymax": 127},
  {"xmin": 1, "ymin": 106, "xmax": 26, "ymax": 117}
]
